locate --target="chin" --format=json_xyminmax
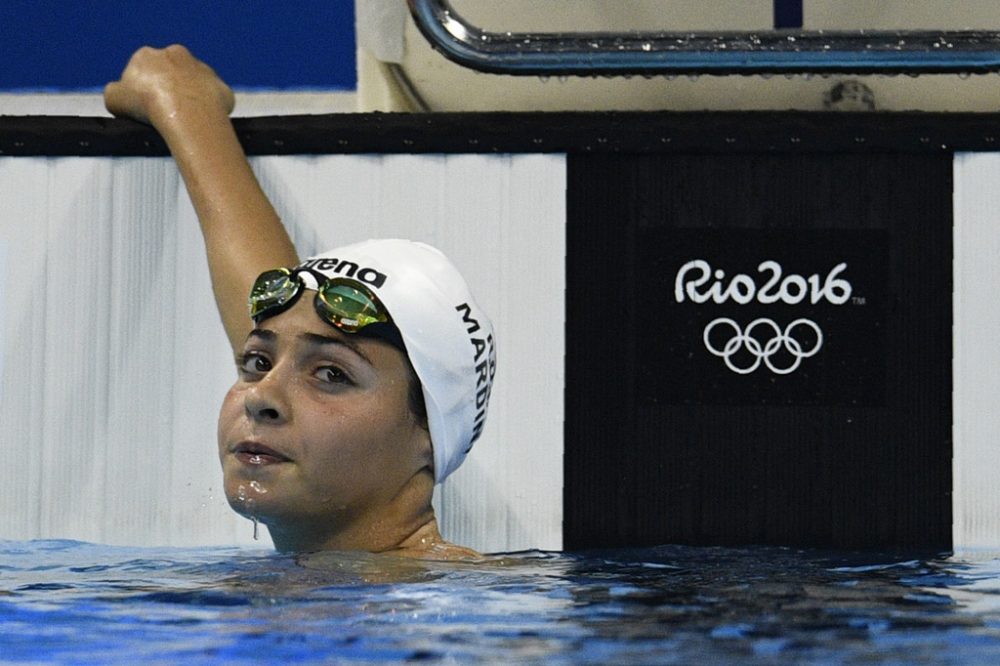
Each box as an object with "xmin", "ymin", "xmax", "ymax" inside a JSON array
[{"xmin": 223, "ymin": 475, "xmax": 276, "ymax": 521}]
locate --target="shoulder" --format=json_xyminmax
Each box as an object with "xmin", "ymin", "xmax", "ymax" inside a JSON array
[{"xmin": 394, "ymin": 540, "xmax": 483, "ymax": 562}]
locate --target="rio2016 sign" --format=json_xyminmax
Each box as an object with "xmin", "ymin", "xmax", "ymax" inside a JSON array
[
  {"xmin": 674, "ymin": 259, "xmax": 852, "ymax": 376},
  {"xmin": 638, "ymin": 228, "xmax": 886, "ymax": 406},
  {"xmin": 674, "ymin": 260, "xmax": 852, "ymax": 306}
]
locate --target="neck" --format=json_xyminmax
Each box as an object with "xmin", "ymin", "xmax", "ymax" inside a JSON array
[{"xmin": 265, "ymin": 470, "xmax": 445, "ymax": 554}]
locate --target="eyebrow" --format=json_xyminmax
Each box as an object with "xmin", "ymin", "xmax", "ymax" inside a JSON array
[{"xmin": 245, "ymin": 329, "xmax": 373, "ymax": 365}]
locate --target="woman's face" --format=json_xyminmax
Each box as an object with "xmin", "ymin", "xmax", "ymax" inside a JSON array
[{"xmin": 217, "ymin": 296, "xmax": 431, "ymax": 543}]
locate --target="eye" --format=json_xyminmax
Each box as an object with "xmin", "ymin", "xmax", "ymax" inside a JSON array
[
  {"xmin": 237, "ymin": 351, "xmax": 272, "ymax": 376},
  {"xmin": 315, "ymin": 365, "xmax": 352, "ymax": 385}
]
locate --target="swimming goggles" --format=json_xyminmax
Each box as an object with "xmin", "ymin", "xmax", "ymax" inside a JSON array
[{"xmin": 248, "ymin": 267, "xmax": 405, "ymax": 350}]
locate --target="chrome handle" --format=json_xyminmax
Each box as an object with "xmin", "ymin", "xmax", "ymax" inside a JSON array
[{"xmin": 406, "ymin": 0, "xmax": 1000, "ymax": 75}]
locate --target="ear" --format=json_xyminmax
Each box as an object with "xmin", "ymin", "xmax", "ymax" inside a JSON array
[{"xmin": 417, "ymin": 427, "xmax": 434, "ymax": 471}]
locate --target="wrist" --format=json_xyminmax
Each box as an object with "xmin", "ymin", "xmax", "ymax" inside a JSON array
[{"xmin": 152, "ymin": 99, "xmax": 237, "ymax": 155}]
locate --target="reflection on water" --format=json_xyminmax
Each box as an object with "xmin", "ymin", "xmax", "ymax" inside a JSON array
[{"xmin": 3, "ymin": 540, "xmax": 1000, "ymax": 663}]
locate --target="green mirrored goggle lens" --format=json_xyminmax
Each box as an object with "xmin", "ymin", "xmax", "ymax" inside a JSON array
[
  {"xmin": 248, "ymin": 268, "xmax": 300, "ymax": 321},
  {"xmin": 315, "ymin": 280, "xmax": 389, "ymax": 332},
  {"xmin": 249, "ymin": 268, "xmax": 391, "ymax": 336}
]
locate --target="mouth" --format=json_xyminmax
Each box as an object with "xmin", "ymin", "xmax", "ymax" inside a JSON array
[{"xmin": 231, "ymin": 441, "xmax": 293, "ymax": 466}]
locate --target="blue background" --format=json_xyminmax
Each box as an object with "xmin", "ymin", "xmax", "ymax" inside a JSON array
[{"xmin": 0, "ymin": 0, "xmax": 357, "ymax": 91}]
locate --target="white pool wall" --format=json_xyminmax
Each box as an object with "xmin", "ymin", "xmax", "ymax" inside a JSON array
[
  {"xmin": 0, "ymin": 153, "xmax": 566, "ymax": 552},
  {"xmin": 952, "ymin": 153, "xmax": 1000, "ymax": 558}
]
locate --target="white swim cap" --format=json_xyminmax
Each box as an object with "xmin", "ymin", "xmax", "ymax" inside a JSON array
[{"xmin": 291, "ymin": 239, "xmax": 496, "ymax": 483}]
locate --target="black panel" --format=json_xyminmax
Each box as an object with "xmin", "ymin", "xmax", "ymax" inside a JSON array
[{"xmin": 565, "ymin": 154, "xmax": 952, "ymax": 550}]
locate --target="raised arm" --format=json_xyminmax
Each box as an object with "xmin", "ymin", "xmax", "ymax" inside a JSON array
[{"xmin": 104, "ymin": 45, "xmax": 299, "ymax": 353}]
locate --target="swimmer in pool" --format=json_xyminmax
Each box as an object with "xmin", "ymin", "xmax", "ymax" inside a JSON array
[{"xmin": 104, "ymin": 45, "xmax": 494, "ymax": 559}]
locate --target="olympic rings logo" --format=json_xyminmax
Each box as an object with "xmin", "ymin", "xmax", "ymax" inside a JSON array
[{"xmin": 703, "ymin": 318, "xmax": 824, "ymax": 375}]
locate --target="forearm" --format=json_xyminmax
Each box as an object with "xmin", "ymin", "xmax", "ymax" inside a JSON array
[
  {"xmin": 106, "ymin": 45, "xmax": 299, "ymax": 352},
  {"xmin": 156, "ymin": 109, "xmax": 299, "ymax": 351}
]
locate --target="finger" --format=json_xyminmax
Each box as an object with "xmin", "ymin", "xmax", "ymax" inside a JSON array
[
  {"xmin": 102, "ymin": 80, "xmax": 123, "ymax": 114},
  {"xmin": 220, "ymin": 85, "xmax": 236, "ymax": 115},
  {"xmin": 103, "ymin": 79, "xmax": 150, "ymax": 123}
]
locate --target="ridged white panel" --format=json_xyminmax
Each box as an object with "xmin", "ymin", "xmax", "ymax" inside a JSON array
[
  {"xmin": 0, "ymin": 157, "xmax": 246, "ymax": 547},
  {"xmin": 953, "ymin": 153, "xmax": 1000, "ymax": 556},
  {"xmin": 0, "ymin": 154, "xmax": 566, "ymax": 553}
]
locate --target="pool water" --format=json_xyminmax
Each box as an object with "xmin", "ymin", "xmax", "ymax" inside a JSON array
[{"xmin": 3, "ymin": 540, "xmax": 1000, "ymax": 664}]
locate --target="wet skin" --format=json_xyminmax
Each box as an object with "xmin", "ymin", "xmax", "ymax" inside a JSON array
[{"xmin": 217, "ymin": 297, "xmax": 435, "ymax": 553}]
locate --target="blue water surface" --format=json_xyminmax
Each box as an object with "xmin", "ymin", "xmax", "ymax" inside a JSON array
[{"xmin": 3, "ymin": 540, "xmax": 1000, "ymax": 664}]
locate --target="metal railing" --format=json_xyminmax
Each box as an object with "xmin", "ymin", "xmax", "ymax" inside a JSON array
[{"xmin": 407, "ymin": 0, "xmax": 1000, "ymax": 75}]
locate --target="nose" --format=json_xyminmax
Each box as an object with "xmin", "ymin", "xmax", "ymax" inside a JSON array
[{"xmin": 244, "ymin": 371, "xmax": 291, "ymax": 424}]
